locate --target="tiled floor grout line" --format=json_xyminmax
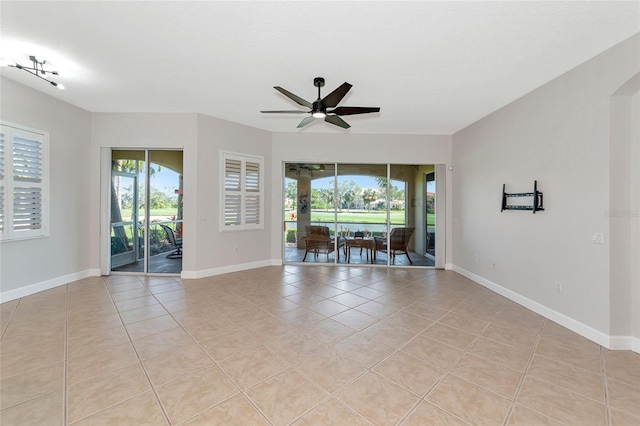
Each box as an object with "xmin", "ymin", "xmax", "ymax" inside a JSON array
[
  {"xmin": 169, "ymin": 287, "xmax": 278, "ymax": 426},
  {"xmin": 415, "ymin": 304, "xmax": 488, "ymax": 426},
  {"xmin": 502, "ymin": 318, "xmax": 544, "ymax": 426},
  {"xmin": 63, "ymin": 284, "xmax": 69, "ymax": 426},
  {"xmin": 345, "ymin": 296, "xmax": 463, "ymax": 425},
  {"xmin": 102, "ymin": 276, "xmax": 174, "ymax": 426},
  {"xmin": 166, "ymin": 278, "xmax": 257, "ymax": 424},
  {"xmin": 82, "ymin": 274, "xmax": 428, "ymax": 425},
  {"xmin": 155, "ymin": 290, "xmax": 243, "ymax": 425},
  {"xmin": 600, "ymin": 346, "xmax": 612, "ymax": 426},
  {"xmin": 273, "ymin": 280, "xmax": 412, "ymax": 425},
  {"xmin": 0, "ymin": 298, "xmax": 21, "ymax": 340}
]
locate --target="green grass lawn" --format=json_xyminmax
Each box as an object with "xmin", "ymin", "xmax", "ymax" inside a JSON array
[
  {"xmin": 309, "ymin": 210, "xmax": 404, "ymax": 224},
  {"xmin": 287, "ymin": 209, "xmax": 435, "ymax": 227},
  {"xmin": 120, "ymin": 208, "xmax": 179, "ymax": 219}
]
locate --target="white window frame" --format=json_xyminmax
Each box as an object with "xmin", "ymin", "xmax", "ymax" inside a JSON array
[
  {"xmin": 220, "ymin": 150, "xmax": 264, "ymax": 231},
  {"xmin": 0, "ymin": 123, "xmax": 49, "ymax": 242}
]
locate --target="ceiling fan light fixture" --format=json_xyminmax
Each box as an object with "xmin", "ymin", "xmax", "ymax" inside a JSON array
[{"xmin": 261, "ymin": 77, "xmax": 380, "ymax": 129}]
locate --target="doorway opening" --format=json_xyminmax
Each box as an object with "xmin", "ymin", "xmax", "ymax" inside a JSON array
[{"xmin": 109, "ymin": 149, "xmax": 183, "ymax": 274}]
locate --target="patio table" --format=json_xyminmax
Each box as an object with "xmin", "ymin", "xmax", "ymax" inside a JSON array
[{"xmin": 345, "ymin": 237, "xmax": 375, "ymax": 263}]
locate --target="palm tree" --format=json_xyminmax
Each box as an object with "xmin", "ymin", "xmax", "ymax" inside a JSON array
[
  {"xmin": 321, "ymin": 188, "xmax": 334, "ymax": 212},
  {"xmin": 362, "ymin": 189, "xmax": 378, "ymax": 210}
]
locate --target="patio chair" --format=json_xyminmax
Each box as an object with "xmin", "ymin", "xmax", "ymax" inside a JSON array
[
  {"xmin": 160, "ymin": 224, "xmax": 183, "ymax": 259},
  {"xmin": 302, "ymin": 225, "xmax": 345, "ymax": 261},
  {"xmin": 374, "ymin": 227, "xmax": 415, "ymax": 264},
  {"xmin": 353, "ymin": 231, "xmax": 365, "ymax": 255}
]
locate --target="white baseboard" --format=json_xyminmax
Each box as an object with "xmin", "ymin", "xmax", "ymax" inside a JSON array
[
  {"xmin": 181, "ymin": 259, "xmax": 281, "ymax": 279},
  {"xmin": 444, "ymin": 263, "xmax": 454, "ymax": 270},
  {"xmin": 452, "ymin": 264, "xmax": 637, "ymax": 352},
  {"xmin": 609, "ymin": 335, "xmax": 640, "ymax": 353},
  {"xmin": 0, "ymin": 268, "xmax": 102, "ymax": 303}
]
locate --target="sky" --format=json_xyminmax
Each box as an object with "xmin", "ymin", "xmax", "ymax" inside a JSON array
[
  {"xmin": 310, "ymin": 175, "xmax": 407, "ymax": 191},
  {"xmin": 312, "ymin": 175, "xmax": 382, "ymax": 190},
  {"xmin": 148, "ymin": 167, "xmax": 180, "ymax": 195}
]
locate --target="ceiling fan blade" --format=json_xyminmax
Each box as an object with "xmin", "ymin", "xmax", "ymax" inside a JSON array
[
  {"xmin": 274, "ymin": 87, "xmax": 313, "ymax": 108},
  {"xmin": 261, "ymin": 110, "xmax": 308, "ymax": 114},
  {"xmin": 324, "ymin": 115, "xmax": 350, "ymax": 129},
  {"xmin": 297, "ymin": 116, "xmax": 315, "ymax": 128},
  {"xmin": 330, "ymin": 106, "xmax": 380, "ymax": 116},
  {"xmin": 321, "ymin": 82, "xmax": 352, "ymax": 108}
]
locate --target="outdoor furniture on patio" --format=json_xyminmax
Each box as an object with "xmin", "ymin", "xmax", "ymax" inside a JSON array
[
  {"xmin": 160, "ymin": 224, "xmax": 183, "ymax": 259},
  {"xmin": 346, "ymin": 234, "xmax": 375, "ymax": 263},
  {"xmin": 374, "ymin": 227, "xmax": 415, "ymax": 264},
  {"xmin": 302, "ymin": 225, "xmax": 345, "ymax": 262}
]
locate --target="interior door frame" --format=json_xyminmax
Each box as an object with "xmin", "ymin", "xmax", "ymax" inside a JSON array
[{"xmin": 434, "ymin": 164, "xmax": 446, "ymax": 269}]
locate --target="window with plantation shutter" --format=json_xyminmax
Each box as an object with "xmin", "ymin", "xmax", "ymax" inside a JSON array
[
  {"xmin": 221, "ymin": 151, "xmax": 263, "ymax": 231},
  {"xmin": 0, "ymin": 124, "xmax": 49, "ymax": 241}
]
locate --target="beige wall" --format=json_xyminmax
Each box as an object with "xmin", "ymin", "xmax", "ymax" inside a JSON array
[
  {"xmin": 90, "ymin": 113, "xmax": 272, "ymax": 278},
  {"xmin": 609, "ymin": 73, "xmax": 640, "ymax": 343},
  {"xmin": 1, "ymin": 78, "xmax": 93, "ymax": 296},
  {"xmin": 193, "ymin": 114, "xmax": 272, "ymax": 275},
  {"xmin": 452, "ymin": 34, "xmax": 639, "ymax": 346},
  {"xmin": 90, "ymin": 112, "xmax": 198, "ymax": 274},
  {"xmin": 633, "ymin": 90, "xmax": 640, "ymax": 349}
]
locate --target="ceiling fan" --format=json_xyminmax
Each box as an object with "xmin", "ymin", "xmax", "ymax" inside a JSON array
[{"xmin": 261, "ymin": 77, "xmax": 380, "ymax": 129}]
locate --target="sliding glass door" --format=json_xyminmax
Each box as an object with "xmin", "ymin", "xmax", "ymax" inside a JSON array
[
  {"xmin": 110, "ymin": 149, "xmax": 183, "ymax": 274},
  {"xmin": 336, "ymin": 164, "xmax": 387, "ymax": 265},
  {"xmin": 283, "ymin": 162, "xmax": 441, "ymax": 267},
  {"xmin": 284, "ymin": 163, "xmax": 336, "ymax": 264}
]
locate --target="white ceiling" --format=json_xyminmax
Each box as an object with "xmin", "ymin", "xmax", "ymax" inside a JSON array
[{"xmin": 1, "ymin": 1, "xmax": 638, "ymax": 135}]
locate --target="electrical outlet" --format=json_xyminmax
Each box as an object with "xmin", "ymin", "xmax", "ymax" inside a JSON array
[
  {"xmin": 233, "ymin": 247, "xmax": 238, "ymax": 253},
  {"xmin": 491, "ymin": 262, "xmax": 496, "ymax": 270},
  {"xmin": 474, "ymin": 254, "xmax": 478, "ymax": 262},
  {"xmin": 556, "ymin": 282, "xmax": 563, "ymax": 293}
]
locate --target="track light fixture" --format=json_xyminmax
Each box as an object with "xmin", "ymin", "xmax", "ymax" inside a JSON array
[{"xmin": 5, "ymin": 55, "xmax": 64, "ymax": 90}]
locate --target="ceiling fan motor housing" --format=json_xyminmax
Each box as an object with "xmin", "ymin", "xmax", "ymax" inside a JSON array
[{"xmin": 312, "ymin": 100, "xmax": 326, "ymax": 114}]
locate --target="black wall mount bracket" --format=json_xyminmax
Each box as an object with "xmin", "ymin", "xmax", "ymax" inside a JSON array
[{"xmin": 501, "ymin": 180, "xmax": 544, "ymax": 213}]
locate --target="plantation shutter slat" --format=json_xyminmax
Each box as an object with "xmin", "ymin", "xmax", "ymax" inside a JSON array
[
  {"xmin": 245, "ymin": 161, "xmax": 260, "ymax": 192},
  {"xmin": 224, "ymin": 158, "xmax": 243, "ymax": 226},
  {"xmin": 0, "ymin": 132, "xmax": 5, "ymax": 180},
  {"xmin": 13, "ymin": 187, "xmax": 42, "ymax": 231},
  {"xmin": 224, "ymin": 159, "xmax": 242, "ymax": 190},
  {"xmin": 221, "ymin": 152, "xmax": 263, "ymax": 230},
  {"xmin": 245, "ymin": 195, "xmax": 260, "ymax": 224},
  {"xmin": 13, "ymin": 136, "xmax": 43, "ymax": 183}
]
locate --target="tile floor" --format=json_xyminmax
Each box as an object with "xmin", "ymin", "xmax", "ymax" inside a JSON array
[{"xmin": 1, "ymin": 266, "xmax": 639, "ymax": 425}]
